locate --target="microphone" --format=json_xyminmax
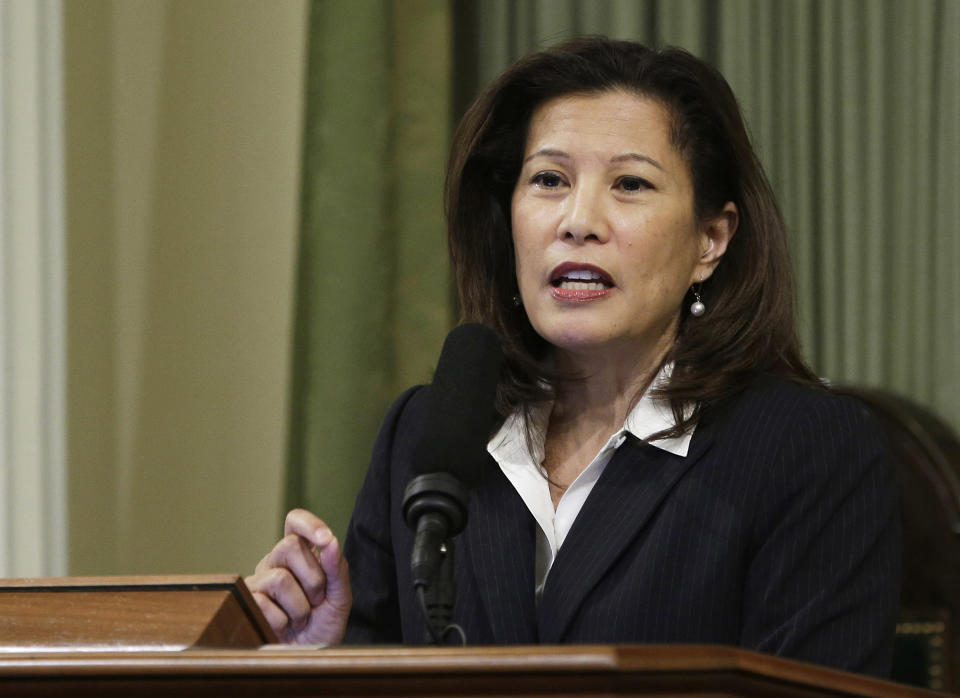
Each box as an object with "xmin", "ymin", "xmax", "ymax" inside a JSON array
[{"xmin": 402, "ymin": 324, "xmax": 504, "ymax": 627}]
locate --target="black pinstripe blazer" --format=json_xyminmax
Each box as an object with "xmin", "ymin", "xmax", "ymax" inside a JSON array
[{"xmin": 342, "ymin": 374, "xmax": 901, "ymax": 677}]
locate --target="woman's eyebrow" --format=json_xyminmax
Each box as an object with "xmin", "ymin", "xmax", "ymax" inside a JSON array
[
  {"xmin": 611, "ymin": 152, "xmax": 664, "ymax": 170},
  {"xmin": 523, "ymin": 148, "xmax": 570, "ymax": 163},
  {"xmin": 522, "ymin": 149, "xmax": 664, "ymax": 172}
]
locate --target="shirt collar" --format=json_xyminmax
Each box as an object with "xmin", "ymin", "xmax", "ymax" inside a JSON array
[
  {"xmin": 621, "ymin": 362, "xmax": 693, "ymax": 457},
  {"xmin": 487, "ymin": 363, "xmax": 694, "ymax": 464}
]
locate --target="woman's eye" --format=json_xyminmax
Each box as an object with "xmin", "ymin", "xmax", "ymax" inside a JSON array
[
  {"xmin": 532, "ymin": 172, "xmax": 565, "ymax": 188},
  {"xmin": 616, "ymin": 176, "xmax": 651, "ymax": 192}
]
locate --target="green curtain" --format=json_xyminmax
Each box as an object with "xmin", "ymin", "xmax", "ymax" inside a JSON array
[
  {"xmin": 287, "ymin": 0, "xmax": 453, "ymax": 536},
  {"xmin": 290, "ymin": 0, "xmax": 960, "ymax": 532}
]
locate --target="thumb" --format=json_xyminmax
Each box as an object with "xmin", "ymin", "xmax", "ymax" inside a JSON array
[{"xmin": 318, "ymin": 536, "xmax": 351, "ymax": 609}]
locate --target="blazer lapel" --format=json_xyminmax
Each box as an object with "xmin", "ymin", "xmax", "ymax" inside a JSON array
[
  {"xmin": 538, "ymin": 430, "xmax": 714, "ymax": 642},
  {"xmin": 462, "ymin": 455, "xmax": 539, "ymax": 643}
]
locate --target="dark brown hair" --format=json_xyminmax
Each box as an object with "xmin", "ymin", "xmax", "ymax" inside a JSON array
[{"xmin": 445, "ymin": 37, "xmax": 821, "ymax": 436}]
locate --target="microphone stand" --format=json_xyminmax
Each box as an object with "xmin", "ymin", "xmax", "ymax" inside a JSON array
[
  {"xmin": 403, "ymin": 473, "xmax": 468, "ymax": 646},
  {"xmin": 418, "ymin": 539, "xmax": 458, "ymax": 644},
  {"xmin": 402, "ymin": 323, "xmax": 504, "ymax": 645}
]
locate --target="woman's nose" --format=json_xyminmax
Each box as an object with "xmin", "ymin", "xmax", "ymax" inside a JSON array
[{"xmin": 559, "ymin": 184, "xmax": 609, "ymax": 243}]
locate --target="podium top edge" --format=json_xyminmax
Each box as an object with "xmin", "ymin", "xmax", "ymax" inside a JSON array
[{"xmin": 0, "ymin": 574, "xmax": 243, "ymax": 592}]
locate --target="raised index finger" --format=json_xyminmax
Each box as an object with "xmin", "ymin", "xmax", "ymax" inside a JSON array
[{"xmin": 284, "ymin": 508, "xmax": 333, "ymax": 548}]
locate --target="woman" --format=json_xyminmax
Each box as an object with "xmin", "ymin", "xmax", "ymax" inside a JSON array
[{"xmin": 246, "ymin": 38, "xmax": 900, "ymax": 676}]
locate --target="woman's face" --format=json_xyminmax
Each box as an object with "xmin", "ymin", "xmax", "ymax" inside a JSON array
[{"xmin": 511, "ymin": 89, "xmax": 735, "ymax": 361}]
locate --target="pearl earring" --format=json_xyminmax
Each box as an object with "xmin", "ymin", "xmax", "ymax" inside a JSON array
[
  {"xmin": 690, "ymin": 284, "xmax": 705, "ymax": 317},
  {"xmin": 512, "ymin": 294, "xmax": 522, "ymax": 307}
]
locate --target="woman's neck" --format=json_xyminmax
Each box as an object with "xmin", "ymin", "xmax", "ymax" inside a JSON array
[
  {"xmin": 550, "ymin": 333, "xmax": 673, "ymax": 434},
  {"xmin": 540, "ymin": 334, "xmax": 674, "ymax": 509}
]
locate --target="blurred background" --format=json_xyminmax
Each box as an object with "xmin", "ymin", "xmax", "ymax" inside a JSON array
[{"xmin": 1, "ymin": 0, "xmax": 957, "ymax": 579}]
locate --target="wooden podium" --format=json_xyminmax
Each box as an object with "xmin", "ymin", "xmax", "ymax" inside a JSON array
[
  {"xmin": 0, "ymin": 574, "xmax": 277, "ymax": 650},
  {"xmin": 0, "ymin": 576, "xmax": 947, "ymax": 697}
]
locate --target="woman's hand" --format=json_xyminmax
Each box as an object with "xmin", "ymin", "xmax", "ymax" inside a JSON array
[{"xmin": 245, "ymin": 509, "xmax": 352, "ymax": 645}]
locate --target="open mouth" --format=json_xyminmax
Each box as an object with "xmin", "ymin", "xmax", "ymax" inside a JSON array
[{"xmin": 549, "ymin": 263, "xmax": 615, "ymax": 291}]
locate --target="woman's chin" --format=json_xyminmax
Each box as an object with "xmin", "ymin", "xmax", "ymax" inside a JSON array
[
  {"xmin": 534, "ymin": 322, "xmax": 674, "ymax": 367},
  {"xmin": 538, "ymin": 328, "xmax": 621, "ymax": 356}
]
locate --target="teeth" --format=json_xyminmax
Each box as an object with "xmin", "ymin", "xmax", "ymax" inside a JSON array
[
  {"xmin": 559, "ymin": 281, "xmax": 606, "ymax": 290},
  {"xmin": 564, "ymin": 269, "xmax": 602, "ymax": 281}
]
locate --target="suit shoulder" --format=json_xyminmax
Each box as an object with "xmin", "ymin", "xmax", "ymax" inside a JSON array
[
  {"xmin": 367, "ymin": 385, "xmax": 426, "ymax": 470},
  {"xmin": 720, "ymin": 374, "xmax": 875, "ymax": 431},
  {"xmin": 384, "ymin": 384, "xmax": 427, "ymax": 422},
  {"xmin": 703, "ymin": 374, "xmax": 884, "ymax": 464}
]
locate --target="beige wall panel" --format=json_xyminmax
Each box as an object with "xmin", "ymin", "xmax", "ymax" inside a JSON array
[
  {"xmin": 65, "ymin": 0, "xmax": 119, "ymax": 575},
  {"xmin": 66, "ymin": 0, "xmax": 307, "ymax": 575}
]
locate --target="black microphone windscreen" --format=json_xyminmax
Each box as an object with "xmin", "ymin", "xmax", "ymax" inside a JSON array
[{"xmin": 411, "ymin": 323, "xmax": 504, "ymax": 485}]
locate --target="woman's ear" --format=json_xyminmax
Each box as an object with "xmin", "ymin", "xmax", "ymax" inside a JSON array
[{"xmin": 695, "ymin": 201, "xmax": 738, "ymax": 280}]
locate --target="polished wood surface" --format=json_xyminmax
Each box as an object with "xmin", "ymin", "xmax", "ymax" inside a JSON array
[
  {"xmin": 0, "ymin": 645, "xmax": 949, "ymax": 697},
  {"xmin": 0, "ymin": 575, "xmax": 277, "ymax": 650}
]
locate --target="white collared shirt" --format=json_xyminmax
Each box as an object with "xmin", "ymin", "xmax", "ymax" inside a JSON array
[{"xmin": 486, "ymin": 367, "xmax": 693, "ymax": 600}]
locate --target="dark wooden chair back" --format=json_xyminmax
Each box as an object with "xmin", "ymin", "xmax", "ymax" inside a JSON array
[{"xmin": 837, "ymin": 386, "xmax": 960, "ymax": 692}]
